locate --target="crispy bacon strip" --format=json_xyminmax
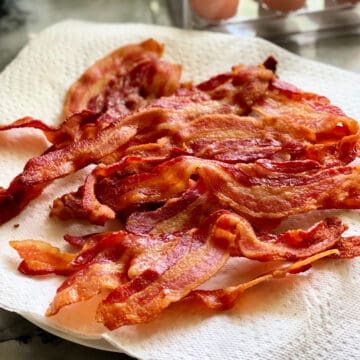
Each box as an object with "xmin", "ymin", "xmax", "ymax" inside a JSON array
[
  {"xmin": 196, "ymin": 62, "xmax": 275, "ymax": 113},
  {"xmin": 227, "ymin": 214, "xmax": 347, "ymax": 261},
  {"xmin": 174, "ymin": 114, "xmax": 303, "ymax": 163},
  {"xmin": 255, "ymin": 158, "xmax": 321, "ymax": 173},
  {"xmin": 0, "ymin": 111, "xmax": 101, "ymax": 147},
  {"xmin": 0, "ymin": 116, "xmax": 56, "ymax": 135},
  {"xmin": 50, "ymin": 156, "xmax": 167, "ymax": 224},
  {"xmin": 329, "ymin": 236, "xmax": 360, "ymax": 259},
  {"xmin": 90, "ymin": 157, "xmax": 360, "ymax": 222},
  {"xmin": 177, "ymin": 113, "xmax": 357, "ymax": 165},
  {"xmin": 45, "ymin": 261, "xmax": 126, "ymax": 316},
  {"xmin": 0, "ymin": 176, "xmax": 45, "ymax": 225},
  {"xmin": 302, "ymin": 134, "xmax": 358, "ymax": 166},
  {"xmin": 130, "ymin": 207, "xmax": 349, "ymax": 261},
  {"xmin": 188, "ymin": 248, "xmax": 339, "ymax": 310},
  {"xmin": 125, "ymin": 181, "xmax": 215, "ymax": 235},
  {"xmin": 9, "ymin": 209, "xmax": 360, "ymax": 327},
  {"xmin": 253, "ymin": 79, "xmax": 359, "ymax": 141},
  {"xmin": 62, "ymin": 38, "xmax": 181, "ymax": 119},
  {"xmin": 95, "ymin": 210, "xmax": 357, "ymax": 328},
  {"xmin": 10, "ymin": 240, "xmax": 75, "ymax": 276},
  {"xmin": 96, "ymin": 211, "xmax": 234, "ymax": 328},
  {"xmin": 51, "ymin": 153, "xmax": 360, "ymax": 226},
  {"xmin": 20, "ymin": 119, "xmax": 137, "ymax": 185}
]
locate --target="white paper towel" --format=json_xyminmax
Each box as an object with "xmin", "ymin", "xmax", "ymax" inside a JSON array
[{"xmin": 1, "ymin": 21, "xmax": 360, "ymax": 359}]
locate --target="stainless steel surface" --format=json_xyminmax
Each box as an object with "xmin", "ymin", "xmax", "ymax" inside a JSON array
[
  {"xmin": 167, "ymin": 0, "xmax": 360, "ymax": 73},
  {"xmin": 169, "ymin": 0, "xmax": 360, "ymax": 39},
  {"xmin": 0, "ymin": 0, "xmax": 359, "ymax": 358}
]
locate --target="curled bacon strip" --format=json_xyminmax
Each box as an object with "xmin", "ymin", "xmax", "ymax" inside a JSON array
[
  {"xmin": 46, "ymin": 261, "xmax": 126, "ymax": 317},
  {"xmin": 0, "ymin": 177, "xmax": 45, "ymax": 225},
  {"xmin": 10, "ymin": 240, "xmax": 75, "ymax": 276},
  {"xmin": 253, "ymin": 79, "xmax": 359, "ymax": 141},
  {"xmin": 188, "ymin": 248, "xmax": 339, "ymax": 311},
  {"xmin": 55, "ymin": 156, "xmax": 360, "ymax": 227},
  {"xmin": 96, "ymin": 213, "xmax": 232, "ymax": 329},
  {"xmin": 2, "ymin": 64, "xmax": 355, "ymax": 221},
  {"xmin": 10, "ymin": 210, "xmax": 360, "ymax": 326},
  {"xmin": 62, "ymin": 38, "xmax": 182, "ymax": 119},
  {"xmin": 0, "ymin": 40, "xmax": 182, "ymax": 221},
  {"xmin": 196, "ymin": 62, "xmax": 275, "ymax": 113},
  {"xmin": 0, "ymin": 111, "xmax": 101, "ymax": 147}
]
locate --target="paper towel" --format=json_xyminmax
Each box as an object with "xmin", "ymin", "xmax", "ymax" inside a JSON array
[{"xmin": 1, "ymin": 20, "xmax": 360, "ymax": 359}]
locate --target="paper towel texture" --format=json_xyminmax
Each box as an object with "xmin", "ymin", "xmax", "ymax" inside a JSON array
[{"xmin": 1, "ymin": 21, "xmax": 360, "ymax": 359}]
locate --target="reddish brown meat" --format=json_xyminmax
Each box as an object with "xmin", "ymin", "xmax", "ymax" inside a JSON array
[{"xmin": 4, "ymin": 40, "xmax": 360, "ymax": 331}]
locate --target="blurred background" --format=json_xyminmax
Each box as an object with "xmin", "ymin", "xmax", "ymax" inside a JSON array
[{"xmin": 0, "ymin": 0, "xmax": 359, "ymax": 72}]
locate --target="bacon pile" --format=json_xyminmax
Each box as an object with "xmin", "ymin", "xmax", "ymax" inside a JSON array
[{"xmin": 3, "ymin": 39, "xmax": 360, "ymax": 330}]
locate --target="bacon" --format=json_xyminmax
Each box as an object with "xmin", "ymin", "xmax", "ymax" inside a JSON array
[
  {"xmin": 15, "ymin": 98, "xmax": 228, "ymax": 186},
  {"xmin": 14, "ymin": 229, "xmax": 187, "ymax": 316},
  {"xmin": 253, "ymin": 79, "xmax": 359, "ymax": 141},
  {"xmin": 255, "ymin": 158, "xmax": 321, "ymax": 173},
  {"xmin": 196, "ymin": 63, "xmax": 275, "ymax": 113},
  {"xmin": 89, "ymin": 211, "xmax": 356, "ymax": 328},
  {"xmin": 0, "ymin": 41, "xmax": 183, "ymax": 220},
  {"xmin": 125, "ymin": 181, "xmax": 214, "ymax": 235},
  {"xmin": 188, "ymin": 248, "xmax": 339, "ymax": 310},
  {"xmin": 20, "ymin": 119, "xmax": 137, "ymax": 185},
  {"xmin": 0, "ymin": 176, "xmax": 45, "ymax": 225},
  {"xmin": 49, "ymin": 105, "xmax": 359, "ymax": 224},
  {"xmin": 10, "ymin": 240, "xmax": 76, "ymax": 276},
  {"xmin": 50, "ymin": 156, "xmax": 167, "ymax": 224},
  {"xmin": 174, "ymin": 114, "xmax": 297, "ymax": 163},
  {"xmin": 46, "ymin": 232, "xmax": 156, "ymax": 316},
  {"xmin": 1, "ymin": 50, "xmax": 357, "ymax": 225},
  {"xmin": 9, "ymin": 209, "xmax": 360, "ymax": 328},
  {"xmin": 229, "ymin": 215, "xmax": 347, "ymax": 261},
  {"xmin": 46, "ymin": 261, "xmax": 126, "ymax": 316},
  {"xmin": 89, "ymin": 157, "xmax": 360, "ymax": 223},
  {"xmin": 62, "ymin": 38, "xmax": 182, "ymax": 119},
  {"xmin": 4, "ymin": 42, "xmax": 360, "ymax": 331},
  {"xmin": 302, "ymin": 134, "xmax": 358, "ymax": 166},
  {"xmin": 129, "ymin": 204, "xmax": 348, "ymax": 261},
  {"xmin": 0, "ymin": 59, "xmax": 183, "ymax": 224},
  {"xmin": 51, "ymin": 152, "xmax": 360, "ymax": 226},
  {"xmin": 3, "ymin": 85, "xmax": 353, "ymax": 203},
  {"xmin": 0, "ymin": 111, "xmax": 101, "ymax": 147},
  {"xmin": 16, "ymin": 63, "xmax": 276, "ymax": 188},
  {"xmin": 0, "ymin": 116, "xmax": 56, "ymax": 137},
  {"xmin": 330, "ymin": 235, "xmax": 360, "ymax": 258},
  {"xmin": 96, "ymin": 211, "xmax": 235, "ymax": 328},
  {"xmin": 9, "ymin": 231, "xmax": 120, "ymax": 276}
]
